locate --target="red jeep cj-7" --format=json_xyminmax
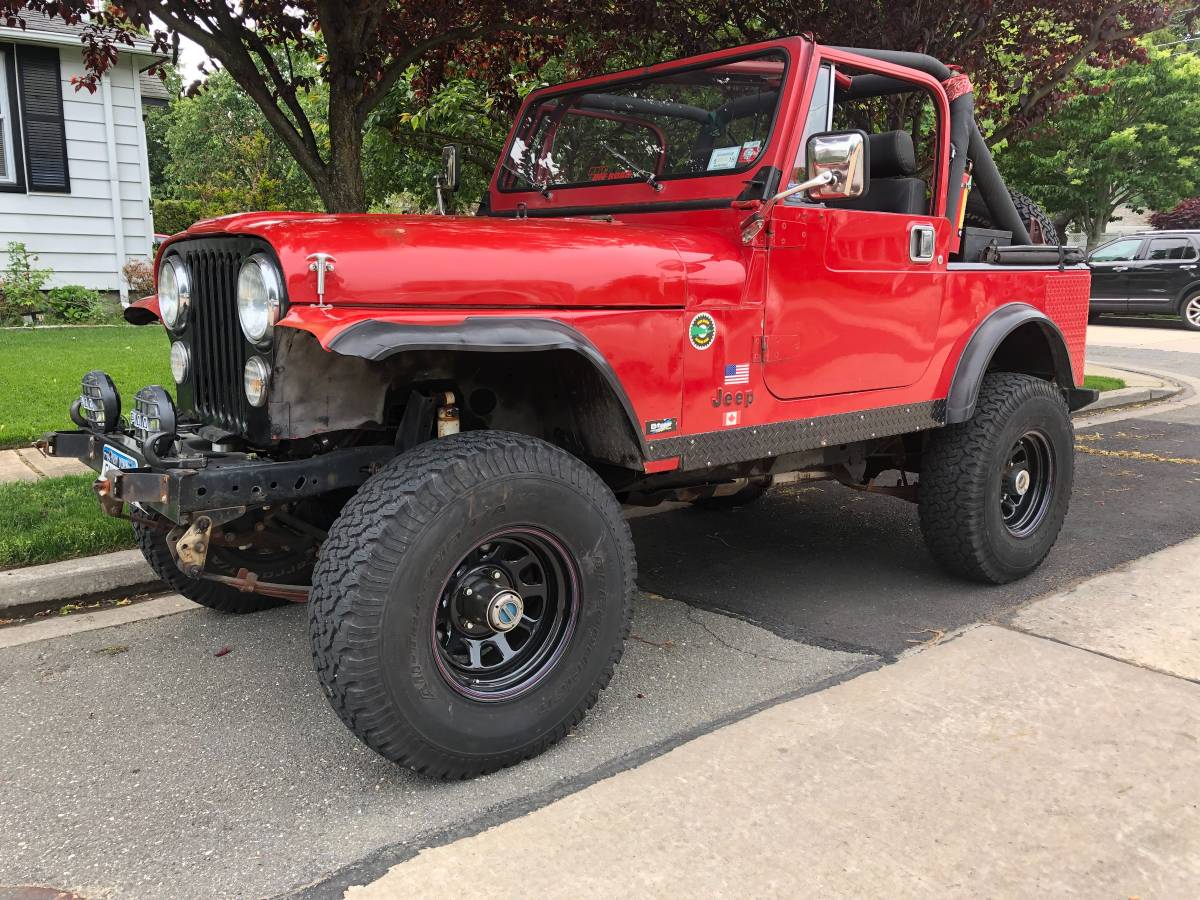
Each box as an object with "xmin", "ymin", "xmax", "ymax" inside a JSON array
[{"xmin": 43, "ymin": 37, "xmax": 1093, "ymax": 778}]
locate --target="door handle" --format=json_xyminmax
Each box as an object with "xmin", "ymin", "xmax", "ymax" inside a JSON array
[
  {"xmin": 1113, "ymin": 266, "xmax": 1128, "ymax": 272},
  {"xmin": 1183, "ymin": 264, "xmax": 1197, "ymax": 271},
  {"xmin": 909, "ymin": 224, "xmax": 936, "ymax": 263}
]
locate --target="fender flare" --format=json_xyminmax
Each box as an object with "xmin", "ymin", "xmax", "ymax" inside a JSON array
[
  {"xmin": 945, "ymin": 303, "xmax": 1081, "ymax": 424},
  {"xmin": 327, "ymin": 316, "xmax": 648, "ymax": 458},
  {"xmin": 1175, "ymin": 279, "xmax": 1200, "ymax": 308}
]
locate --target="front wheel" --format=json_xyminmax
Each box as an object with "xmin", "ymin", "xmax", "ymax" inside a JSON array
[
  {"xmin": 919, "ymin": 373, "xmax": 1074, "ymax": 584},
  {"xmin": 309, "ymin": 431, "xmax": 636, "ymax": 779}
]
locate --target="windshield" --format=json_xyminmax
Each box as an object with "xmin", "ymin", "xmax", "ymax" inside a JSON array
[{"xmin": 500, "ymin": 51, "xmax": 787, "ymax": 193}]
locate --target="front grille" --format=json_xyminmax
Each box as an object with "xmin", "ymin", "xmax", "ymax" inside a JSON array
[{"xmin": 183, "ymin": 244, "xmax": 248, "ymax": 432}]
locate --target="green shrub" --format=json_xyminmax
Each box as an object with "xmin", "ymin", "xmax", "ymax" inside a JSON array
[
  {"xmin": 152, "ymin": 198, "xmax": 207, "ymax": 235},
  {"xmin": 0, "ymin": 242, "xmax": 52, "ymax": 325},
  {"xmin": 45, "ymin": 285, "xmax": 106, "ymax": 323}
]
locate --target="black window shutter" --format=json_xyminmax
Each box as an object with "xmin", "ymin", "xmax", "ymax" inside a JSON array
[{"xmin": 17, "ymin": 45, "xmax": 69, "ymax": 193}]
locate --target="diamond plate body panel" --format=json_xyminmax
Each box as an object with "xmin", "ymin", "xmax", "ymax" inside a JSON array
[
  {"xmin": 1044, "ymin": 273, "xmax": 1089, "ymax": 385},
  {"xmin": 647, "ymin": 400, "xmax": 947, "ymax": 468}
]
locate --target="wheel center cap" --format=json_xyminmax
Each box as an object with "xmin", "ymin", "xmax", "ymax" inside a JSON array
[
  {"xmin": 486, "ymin": 590, "xmax": 524, "ymax": 633},
  {"xmin": 1013, "ymin": 469, "xmax": 1031, "ymax": 496}
]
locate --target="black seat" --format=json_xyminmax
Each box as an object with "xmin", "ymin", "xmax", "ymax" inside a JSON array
[{"xmin": 827, "ymin": 130, "xmax": 927, "ymax": 216}]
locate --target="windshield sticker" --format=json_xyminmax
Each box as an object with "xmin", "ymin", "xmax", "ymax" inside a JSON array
[
  {"xmin": 706, "ymin": 147, "xmax": 740, "ymax": 171},
  {"xmin": 739, "ymin": 141, "xmax": 762, "ymax": 164},
  {"xmin": 689, "ymin": 313, "xmax": 717, "ymax": 350}
]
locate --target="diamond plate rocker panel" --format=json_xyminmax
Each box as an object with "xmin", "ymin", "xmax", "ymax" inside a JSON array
[{"xmin": 647, "ymin": 400, "xmax": 947, "ymax": 469}]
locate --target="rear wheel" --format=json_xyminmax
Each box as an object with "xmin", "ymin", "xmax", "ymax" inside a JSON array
[
  {"xmin": 309, "ymin": 431, "xmax": 635, "ymax": 779},
  {"xmin": 1179, "ymin": 291, "xmax": 1200, "ymax": 331},
  {"xmin": 919, "ymin": 373, "xmax": 1073, "ymax": 584},
  {"xmin": 133, "ymin": 512, "xmax": 311, "ymax": 613}
]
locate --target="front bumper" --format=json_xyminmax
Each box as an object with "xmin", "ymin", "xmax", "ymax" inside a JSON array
[{"xmin": 41, "ymin": 429, "xmax": 394, "ymax": 524}]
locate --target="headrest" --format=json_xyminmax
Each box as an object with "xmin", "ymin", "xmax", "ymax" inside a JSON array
[{"xmin": 868, "ymin": 130, "xmax": 917, "ymax": 178}]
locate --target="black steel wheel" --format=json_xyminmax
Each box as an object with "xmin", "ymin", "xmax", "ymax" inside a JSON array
[
  {"xmin": 309, "ymin": 431, "xmax": 635, "ymax": 779},
  {"xmin": 433, "ymin": 530, "xmax": 578, "ymax": 701},
  {"xmin": 999, "ymin": 429, "xmax": 1056, "ymax": 538},
  {"xmin": 919, "ymin": 373, "xmax": 1074, "ymax": 584}
]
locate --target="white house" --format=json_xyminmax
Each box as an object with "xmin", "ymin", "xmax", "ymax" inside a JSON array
[{"xmin": 0, "ymin": 13, "xmax": 167, "ymax": 299}]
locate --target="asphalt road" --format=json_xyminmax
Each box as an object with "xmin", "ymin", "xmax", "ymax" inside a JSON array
[{"xmin": 2, "ymin": 321, "xmax": 1199, "ymax": 899}]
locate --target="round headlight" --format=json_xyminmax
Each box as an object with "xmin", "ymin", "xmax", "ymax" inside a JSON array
[
  {"xmin": 237, "ymin": 254, "xmax": 282, "ymax": 345},
  {"xmin": 158, "ymin": 256, "xmax": 190, "ymax": 331},
  {"xmin": 244, "ymin": 356, "xmax": 271, "ymax": 408},
  {"xmin": 169, "ymin": 341, "xmax": 190, "ymax": 384}
]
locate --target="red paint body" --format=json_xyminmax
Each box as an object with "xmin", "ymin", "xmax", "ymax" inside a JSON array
[{"xmin": 152, "ymin": 36, "xmax": 1089, "ymax": 473}]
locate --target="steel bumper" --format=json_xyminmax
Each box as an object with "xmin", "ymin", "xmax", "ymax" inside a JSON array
[{"xmin": 40, "ymin": 430, "xmax": 394, "ymax": 524}]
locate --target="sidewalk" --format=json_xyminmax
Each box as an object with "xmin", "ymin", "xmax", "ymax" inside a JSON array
[
  {"xmin": 0, "ymin": 446, "xmax": 87, "ymax": 482},
  {"xmin": 349, "ymin": 537, "xmax": 1200, "ymax": 899}
]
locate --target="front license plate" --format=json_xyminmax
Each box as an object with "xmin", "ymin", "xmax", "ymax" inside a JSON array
[{"xmin": 100, "ymin": 444, "xmax": 138, "ymax": 480}]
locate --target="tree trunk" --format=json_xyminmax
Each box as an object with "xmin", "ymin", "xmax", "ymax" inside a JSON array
[{"xmin": 318, "ymin": 93, "xmax": 368, "ymax": 213}]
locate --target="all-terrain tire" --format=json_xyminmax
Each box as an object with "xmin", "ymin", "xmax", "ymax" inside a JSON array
[
  {"xmin": 309, "ymin": 431, "xmax": 636, "ymax": 779},
  {"xmin": 692, "ymin": 476, "xmax": 773, "ymax": 509},
  {"xmin": 133, "ymin": 514, "xmax": 307, "ymax": 613},
  {"xmin": 919, "ymin": 373, "xmax": 1073, "ymax": 584},
  {"xmin": 965, "ymin": 188, "xmax": 1059, "ymax": 245}
]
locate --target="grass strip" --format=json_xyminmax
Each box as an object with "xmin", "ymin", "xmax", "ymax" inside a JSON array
[
  {"xmin": 0, "ymin": 474, "xmax": 135, "ymax": 570},
  {"xmin": 0, "ymin": 326, "xmax": 172, "ymax": 449}
]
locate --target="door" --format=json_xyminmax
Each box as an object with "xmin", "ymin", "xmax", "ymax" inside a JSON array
[
  {"xmin": 763, "ymin": 206, "xmax": 947, "ymax": 399},
  {"xmin": 1087, "ymin": 237, "xmax": 1144, "ymax": 312},
  {"xmin": 1125, "ymin": 235, "xmax": 1199, "ymax": 313}
]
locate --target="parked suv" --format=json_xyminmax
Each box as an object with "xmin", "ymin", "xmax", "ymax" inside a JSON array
[
  {"xmin": 1088, "ymin": 231, "xmax": 1200, "ymax": 329},
  {"xmin": 42, "ymin": 37, "xmax": 1092, "ymax": 779}
]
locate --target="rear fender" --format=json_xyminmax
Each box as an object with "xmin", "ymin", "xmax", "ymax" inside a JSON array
[{"xmin": 946, "ymin": 303, "xmax": 1082, "ymax": 423}]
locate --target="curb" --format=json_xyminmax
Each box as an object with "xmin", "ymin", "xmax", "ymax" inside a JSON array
[
  {"xmin": 0, "ymin": 549, "xmax": 160, "ymax": 614},
  {"xmin": 1075, "ymin": 364, "xmax": 1185, "ymax": 417}
]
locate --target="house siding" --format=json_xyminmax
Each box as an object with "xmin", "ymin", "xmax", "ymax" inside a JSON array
[{"xmin": 0, "ymin": 47, "xmax": 156, "ymax": 297}]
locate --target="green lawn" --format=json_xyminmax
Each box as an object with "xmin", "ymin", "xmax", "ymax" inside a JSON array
[
  {"xmin": 0, "ymin": 326, "xmax": 172, "ymax": 449},
  {"xmin": 0, "ymin": 474, "xmax": 136, "ymax": 569},
  {"xmin": 1083, "ymin": 374, "xmax": 1126, "ymax": 393}
]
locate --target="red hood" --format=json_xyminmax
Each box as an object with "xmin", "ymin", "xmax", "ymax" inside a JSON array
[{"xmin": 166, "ymin": 212, "xmax": 745, "ymax": 309}]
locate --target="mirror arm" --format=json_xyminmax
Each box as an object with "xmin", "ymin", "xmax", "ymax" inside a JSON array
[{"xmin": 739, "ymin": 170, "xmax": 838, "ymax": 244}]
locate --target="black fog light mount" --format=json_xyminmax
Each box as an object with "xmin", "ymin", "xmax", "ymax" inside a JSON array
[
  {"xmin": 131, "ymin": 385, "xmax": 178, "ymax": 459},
  {"xmin": 71, "ymin": 370, "xmax": 121, "ymax": 433}
]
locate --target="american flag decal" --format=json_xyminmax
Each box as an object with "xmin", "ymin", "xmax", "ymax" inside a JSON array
[{"xmin": 724, "ymin": 363, "xmax": 750, "ymax": 385}]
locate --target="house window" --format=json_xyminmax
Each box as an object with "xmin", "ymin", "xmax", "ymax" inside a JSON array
[{"xmin": 0, "ymin": 49, "xmax": 17, "ymax": 187}]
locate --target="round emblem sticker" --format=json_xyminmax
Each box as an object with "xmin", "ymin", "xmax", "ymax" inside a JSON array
[{"xmin": 689, "ymin": 313, "xmax": 717, "ymax": 351}]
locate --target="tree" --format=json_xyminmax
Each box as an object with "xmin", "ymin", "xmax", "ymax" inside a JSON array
[
  {"xmin": 1150, "ymin": 196, "xmax": 1200, "ymax": 229},
  {"xmin": 652, "ymin": 1, "xmax": 1192, "ymax": 144},
  {"xmin": 2, "ymin": 1, "xmax": 655, "ymax": 212},
  {"xmin": 999, "ymin": 45, "xmax": 1200, "ymax": 242}
]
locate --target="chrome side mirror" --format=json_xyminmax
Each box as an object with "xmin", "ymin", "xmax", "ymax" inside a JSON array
[
  {"xmin": 435, "ymin": 144, "xmax": 462, "ymax": 215},
  {"xmin": 805, "ymin": 130, "xmax": 869, "ymax": 201},
  {"xmin": 739, "ymin": 130, "xmax": 870, "ymax": 243}
]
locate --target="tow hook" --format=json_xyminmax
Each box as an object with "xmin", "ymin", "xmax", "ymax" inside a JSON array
[{"xmin": 175, "ymin": 515, "xmax": 215, "ymax": 578}]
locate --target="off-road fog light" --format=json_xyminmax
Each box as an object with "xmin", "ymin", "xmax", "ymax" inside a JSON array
[
  {"xmin": 237, "ymin": 254, "xmax": 282, "ymax": 345},
  {"xmin": 244, "ymin": 356, "xmax": 271, "ymax": 407},
  {"xmin": 72, "ymin": 370, "xmax": 121, "ymax": 433},
  {"xmin": 131, "ymin": 385, "xmax": 177, "ymax": 445},
  {"xmin": 158, "ymin": 255, "xmax": 190, "ymax": 332},
  {"xmin": 169, "ymin": 341, "xmax": 190, "ymax": 383}
]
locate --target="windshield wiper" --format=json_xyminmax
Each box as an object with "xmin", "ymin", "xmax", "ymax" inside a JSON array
[
  {"xmin": 600, "ymin": 141, "xmax": 663, "ymax": 192},
  {"xmin": 499, "ymin": 159, "xmax": 552, "ymax": 198}
]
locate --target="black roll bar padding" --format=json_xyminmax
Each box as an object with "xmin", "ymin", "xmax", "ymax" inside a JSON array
[
  {"xmin": 968, "ymin": 121, "xmax": 1030, "ymax": 245},
  {"xmin": 830, "ymin": 45, "xmax": 1031, "ymax": 245},
  {"xmin": 945, "ymin": 92, "xmax": 972, "ymax": 229}
]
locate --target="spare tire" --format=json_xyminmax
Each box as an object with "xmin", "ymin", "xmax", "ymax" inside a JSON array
[{"xmin": 965, "ymin": 188, "xmax": 1059, "ymax": 246}]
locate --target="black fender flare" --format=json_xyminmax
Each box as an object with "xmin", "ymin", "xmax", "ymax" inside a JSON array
[
  {"xmin": 946, "ymin": 303, "xmax": 1084, "ymax": 423},
  {"xmin": 327, "ymin": 316, "xmax": 648, "ymax": 458}
]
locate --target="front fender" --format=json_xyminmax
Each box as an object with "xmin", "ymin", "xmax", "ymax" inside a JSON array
[{"xmin": 280, "ymin": 309, "xmax": 649, "ymax": 460}]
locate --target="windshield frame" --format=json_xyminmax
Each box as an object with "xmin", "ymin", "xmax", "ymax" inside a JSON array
[{"xmin": 496, "ymin": 47, "xmax": 792, "ymax": 196}]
